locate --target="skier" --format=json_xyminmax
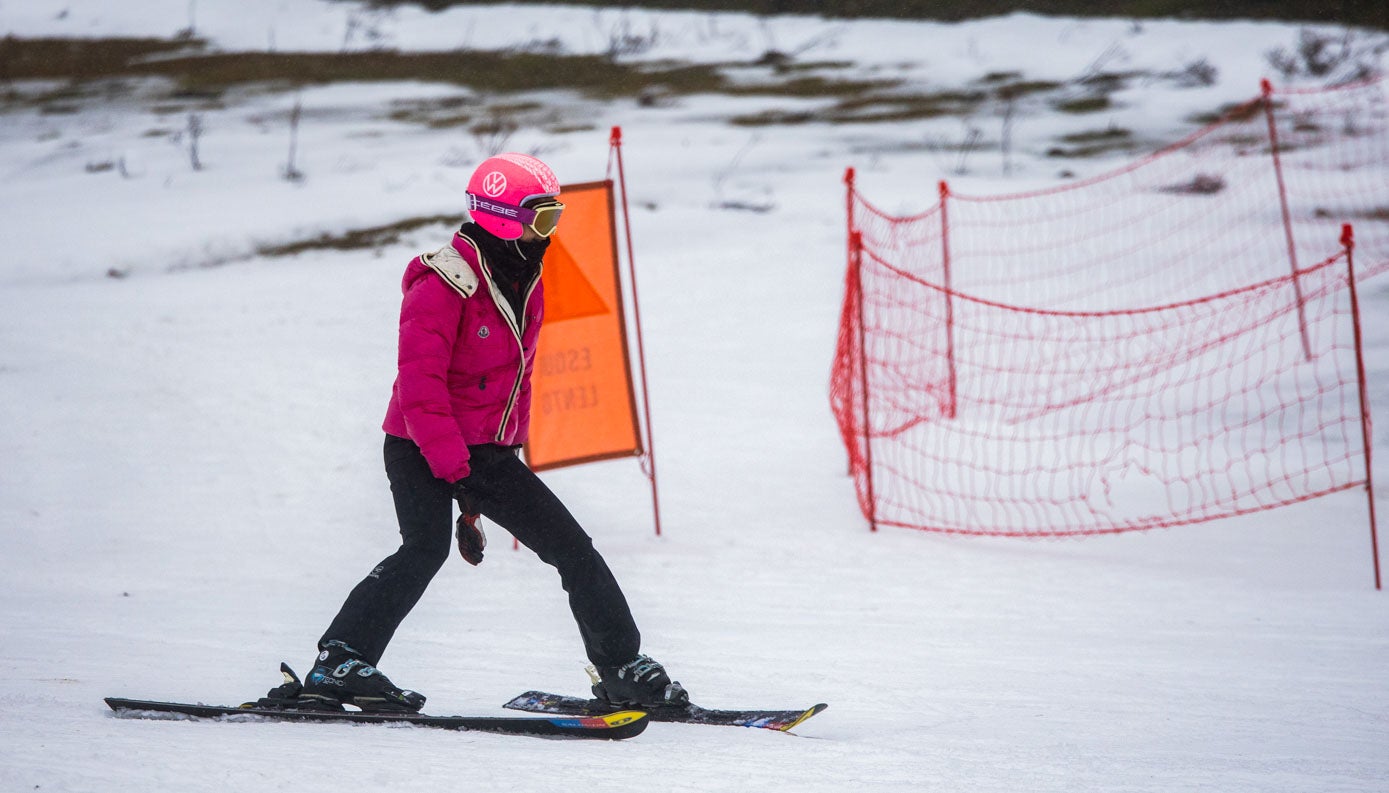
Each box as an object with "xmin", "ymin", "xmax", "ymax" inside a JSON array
[{"xmin": 297, "ymin": 152, "xmax": 688, "ymax": 713}]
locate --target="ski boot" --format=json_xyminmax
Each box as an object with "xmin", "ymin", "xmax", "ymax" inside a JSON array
[
  {"xmin": 299, "ymin": 641, "xmax": 426, "ymax": 713},
  {"xmin": 590, "ymin": 654, "xmax": 689, "ymax": 709}
]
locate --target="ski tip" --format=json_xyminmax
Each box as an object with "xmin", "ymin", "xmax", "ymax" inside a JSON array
[
  {"xmin": 551, "ymin": 709, "xmax": 648, "ymax": 739},
  {"xmin": 607, "ymin": 709, "xmax": 650, "ymax": 739},
  {"xmin": 595, "ymin": 709, "xmax": 648, "ymax": 729},
  {"xmin": 776, "ymin": 703, "xmax": 828, "ymax": 732}
]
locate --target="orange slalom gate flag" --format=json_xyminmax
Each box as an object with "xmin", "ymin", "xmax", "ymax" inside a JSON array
[{"xmin": 525, "ymin": 180, "xmax": 643, "ymax": 471}]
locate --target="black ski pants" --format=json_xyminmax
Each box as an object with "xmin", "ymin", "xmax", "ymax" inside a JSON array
[{"xmin": 320, "ymin": 434, "xmax": 640, "ymax": 669}]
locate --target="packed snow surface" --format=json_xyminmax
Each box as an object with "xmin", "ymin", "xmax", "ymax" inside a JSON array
[{"xmin": 1, "ymin": 2, "xmax": 1386, "ymax": 791}]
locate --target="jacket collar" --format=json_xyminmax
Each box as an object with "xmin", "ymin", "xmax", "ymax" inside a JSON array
[{"xmin": 421, "ymin": 237, "xmax": 480, "ymax": 298}]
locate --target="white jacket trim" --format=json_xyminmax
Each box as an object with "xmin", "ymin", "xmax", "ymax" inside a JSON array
[{"xmin": 422, "ymin": 242, "xmax": 479, "ymax": 298}]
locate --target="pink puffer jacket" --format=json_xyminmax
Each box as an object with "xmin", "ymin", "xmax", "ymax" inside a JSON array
[{"xmin": 381, "ymin": 232, "xmax": 544, "ymax": 483}]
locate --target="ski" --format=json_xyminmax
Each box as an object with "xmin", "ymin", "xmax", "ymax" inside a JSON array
[
  {"xmin": 105, "ymin": 697, "xmax": 648, "ymax": 740},
  {"xmin": 504, "ymin": 691, "xmax": 827, "ymax": 732}
]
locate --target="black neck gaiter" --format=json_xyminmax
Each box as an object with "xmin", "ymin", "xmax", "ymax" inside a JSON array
[{"xmin": 461, "ymin": 222, "xmax": 547, "ymax": 326}]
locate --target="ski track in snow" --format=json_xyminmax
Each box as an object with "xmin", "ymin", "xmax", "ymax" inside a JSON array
[{"xmin": 1, "ymin": 2, "xmax": 1387, "ymax": 791}]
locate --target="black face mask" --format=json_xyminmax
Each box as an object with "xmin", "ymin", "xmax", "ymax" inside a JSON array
[
  {"xmin": 508, "ymin": 235, "xmax": 551, "ymax": 263},
  {"xmin": 461, "ymin": 222, "xmax": 548, "ymax": 274},
  {"xmin": 460, "ymin": 222, "xmax": 544, "ymax": 327}
]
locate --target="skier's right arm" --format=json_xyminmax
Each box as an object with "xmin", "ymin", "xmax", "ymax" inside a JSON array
[{"xmin": 395, "ymin": 271, "xmax": 471, "ymax": 483}]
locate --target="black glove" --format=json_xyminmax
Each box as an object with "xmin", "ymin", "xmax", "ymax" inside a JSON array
[
  {"xmin": 456, "ymin": 512, "xmax": 486, "ymax": 565},
  {"xmin": 452, "ymin": 476, "xmax": 485, "ymax": 566}
]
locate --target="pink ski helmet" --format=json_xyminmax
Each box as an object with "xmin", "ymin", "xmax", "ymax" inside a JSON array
[{"xmin": 465, "ymin": 152, "xmax": 562, "ymax": 240}]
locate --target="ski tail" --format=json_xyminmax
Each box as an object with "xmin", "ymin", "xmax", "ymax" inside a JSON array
[{"xmin": 775, "ymin": 703, "xmax": 828, "ymax": 732}]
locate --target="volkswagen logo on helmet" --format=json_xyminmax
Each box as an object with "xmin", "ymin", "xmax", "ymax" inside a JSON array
[{"xmin": 481, "ymin": 171, "xmax": 507, "ymax": 198}]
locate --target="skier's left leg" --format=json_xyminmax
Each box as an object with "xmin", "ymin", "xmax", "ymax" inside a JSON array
[
  {"xmin": 461, "ymin": 444, "xmax": 687, "ymax": 707},
  {"xmin": 460, "ymin": 444, "xmax": 641, "ymax": 668}
]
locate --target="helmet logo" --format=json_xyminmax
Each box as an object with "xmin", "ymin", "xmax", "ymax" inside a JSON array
[{"xmin": 481, "ymin": 171, "xmax": 507, "ymax": 198}]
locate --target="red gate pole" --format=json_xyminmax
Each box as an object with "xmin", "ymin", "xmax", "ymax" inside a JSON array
[
  {"xmin": 608, "ymin": 126, "xmax": 663, "ymax": 537},
  {"xmin": 844, "ymin": 166, "xmax": 855, "ymax": 477},
  {"xmin": 849, "ymin": 230, "xmax": 878, "ymax": 532},
  {"xmin": 939, "ymin": 180, "xmax": 959, "ymax": 419},
  {"xmin": 1342, "ymin": 224, "xmax": 1381, "ymax": 590},
  {"xmin": 1261, "ymin": 78, "xmax": 1314, "ymax": 362},
  {"xmin": 845, "ymin": 167, "xmax": 858, "ymax": 478},
  {"xmin": 845, "ymin": 166, "xmax": 857, "ymax": 241}
]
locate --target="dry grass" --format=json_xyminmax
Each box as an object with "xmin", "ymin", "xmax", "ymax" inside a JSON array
[
  {"xmin": 1053, "ymin": 95, "xmax": 1112, "ymax": 114},
  {"xmin": 730, "ymin": 87, "xmax": 988, "ymax": 126},
  {"xmin": 0, "ymin": 36, "xmax": 726, "ymax": 99},
  {"xmin": 0, "ymin": 33, "xmax": 1287, "ymax": 143},
  {"xmin": 0, "ymin": 35, "xmax": 205, "ymax": 80},
  {"xmin": 256, "ymin": 214, "xmax": 457, "ymax": 257},
  {"xmin": 1047, "ymin": 125, "xmax": 1136, "ymax": 158},
  {"xmin": 991, "ymin": 79, "xmax": 1064, "ymax": 99},
  {"xmin": 726, "ymin": 74, "xmax": 902, "ymax": 98},
  {"xmin": 366, "ymin": 0, "xmax": 1389, "ymax": 30},
  {"xmin": 1186, "ymin": 98, "xmax": 1270, "ymax": 126}
]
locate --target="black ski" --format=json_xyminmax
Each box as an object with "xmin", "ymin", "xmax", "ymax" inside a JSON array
[
  {"xmin": 504, "ymin": 691, "xmax": 827, "ymax": 732},
  {"xmin": 105, "ymin": 697, "xmax": 647, "ymax": 740}
]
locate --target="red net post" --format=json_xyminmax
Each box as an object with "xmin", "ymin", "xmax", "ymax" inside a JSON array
[
  {"xmin": 844, "ymin": 166, "xmax": 857, "ymax": 238},
  {"xmin": 831, "ymin": 230, "xmax": 878, "ymax": 530},
  {"xmin": 939, "ymin": 180, "xmax": 958, "ymax": 420},
  {"xmin": 1341, "ymin": 224, "xmax": 1382, "ymax": 589},
  {"xmin": 1262, "ymin": 78, "xmax": 1314, "ymax": 361},
  {"xmin": 842, "ymin": 167, "xmax": 860, "ymax": 479},
  {"xmin": 851, "ymin": 231, "xmax": 878, "ymax": 532}
]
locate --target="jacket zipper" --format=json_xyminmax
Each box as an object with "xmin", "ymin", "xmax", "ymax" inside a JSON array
[{"xmin": 474, "ymin": 246, "xmax": 542, "ymax": 443}]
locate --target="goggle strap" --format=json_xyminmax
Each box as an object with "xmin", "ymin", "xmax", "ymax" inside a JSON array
[
  {"xmin": 468, "ymin": 194, "xmax": 539, "ymax": 224},
  {"xmin": 467, "ymin": 194, "xmax": 563, "ymax": 237}
]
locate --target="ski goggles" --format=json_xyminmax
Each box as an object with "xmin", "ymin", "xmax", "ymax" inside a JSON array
[{"xmin": 468, "ymin": 194, "xmax": 566, "ymax": 238}]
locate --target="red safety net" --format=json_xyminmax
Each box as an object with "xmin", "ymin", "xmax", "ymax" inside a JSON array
[{"xmin": 833, "ymin": 79, "xmax": 1385, "ymax": 538}]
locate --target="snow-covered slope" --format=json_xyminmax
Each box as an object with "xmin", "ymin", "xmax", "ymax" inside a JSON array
[{"xmin": 1, "ymin": 3, "xmax": 1386, "ymax": 791}]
